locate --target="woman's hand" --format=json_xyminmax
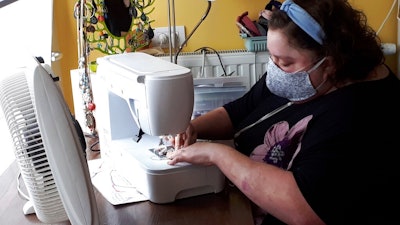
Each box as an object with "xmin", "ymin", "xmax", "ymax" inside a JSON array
[
  {"xmin": 166, "ymin": 141, "xmax": 219, "ymax": 166},
  {"xmin": 165, "ymin": 122, "xmax": 198, "ymax": 150}
]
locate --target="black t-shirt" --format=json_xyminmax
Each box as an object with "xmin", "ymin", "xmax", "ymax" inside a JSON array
[{"xmin": 223, "ymin": 69, "xmax": 400, "ymax": 224}]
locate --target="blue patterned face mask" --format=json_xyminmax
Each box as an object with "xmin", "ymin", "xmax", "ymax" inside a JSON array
[{"xmin": 266, "ymin": 57, "xmax": 326, "ymax": 102}]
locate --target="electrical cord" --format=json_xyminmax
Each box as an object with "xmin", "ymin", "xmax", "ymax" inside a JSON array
[
  {"xmin": 375, "ymin": 0, "xmax": 397, "ymax": 35},
  {"xmin": 90, "ymin": 140, "xmax": 100, "ymax": 152},
  {"xmin": 85, "ymin": 133, "xmax": 100, "ymax": 152},
  {"xmin": 174, "ymin": 1, "xmax": 213, "ymax": 64},
  {"xmin": 17, "ymin": 172, "xmax": 30, "ymax": 201},
  {"xmin": 194, "ymin": 46, "xmax": 231, "ymax": 77}
]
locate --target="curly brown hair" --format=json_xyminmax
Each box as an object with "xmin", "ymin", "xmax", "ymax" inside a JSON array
[{"xmin": 268, "ymin": 0, "xmax": 384, "ymax": 84}]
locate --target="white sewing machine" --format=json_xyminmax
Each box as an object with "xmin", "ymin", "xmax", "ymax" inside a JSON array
[{"xmin": 93, "ymin": 52, "xmax": 225, "ymax": 204}]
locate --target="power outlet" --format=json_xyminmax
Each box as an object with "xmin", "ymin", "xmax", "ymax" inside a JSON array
[
  {"xmin": 152, "ymin": 26, "xmax": 186, "ymax": 49},
  {"xmin": 381, "ymin": 43, "xmax": 396, "ymax": 55}
]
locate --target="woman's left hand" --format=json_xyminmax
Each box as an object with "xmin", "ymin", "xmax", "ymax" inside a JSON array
[{"xmin": 166, "ymin": 141, "xmax": 219, "ymax": 166}]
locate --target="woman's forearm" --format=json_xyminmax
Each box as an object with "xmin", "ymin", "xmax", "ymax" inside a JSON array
[
  {"xmin": 211, "ymin": 145, "xmax": 325, "ymax": 225},
  {"xmin": 192, "ymin": 107, "xmax": 234, "ymax": 140}
]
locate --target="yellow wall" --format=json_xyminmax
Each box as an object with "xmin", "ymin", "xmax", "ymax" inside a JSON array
[{"xmin": 55, "ymin": 0, "xmax": 398, "ymax": 114}]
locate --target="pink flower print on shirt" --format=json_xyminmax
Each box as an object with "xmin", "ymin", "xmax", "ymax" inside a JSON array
[{"xmin": 250, "ymin": 115, "xmax": 313, "ymax": 170}]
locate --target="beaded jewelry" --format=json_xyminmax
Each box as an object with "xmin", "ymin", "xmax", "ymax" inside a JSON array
[{"xmin": 75, "ymin": 0, "xmax": 97, "ymax": 135}]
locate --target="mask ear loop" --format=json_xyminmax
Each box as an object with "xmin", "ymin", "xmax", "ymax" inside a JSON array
[
  {"xmin": 270, "ymin": 56, "xmax": 327, "ymax": 74},
  {"xmin": 310, "ymin": 57, "xmax": 329, "ymax": 92},
  {"xmin": 307, "ymin": 57, "xmax": 326, "ymax": 73}
]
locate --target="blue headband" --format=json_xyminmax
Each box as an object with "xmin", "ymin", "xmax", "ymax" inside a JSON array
[{"xmin": 280, "ymin": 0, "xmax": 326, "ymax": 45}]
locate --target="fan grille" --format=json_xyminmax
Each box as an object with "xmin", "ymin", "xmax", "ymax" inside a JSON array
[{"xmin": 0, "ymin": 71, "xmax": 68, "ymax": 223}]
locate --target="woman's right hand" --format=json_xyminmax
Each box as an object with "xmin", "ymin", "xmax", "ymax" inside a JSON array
[{"xmin": 166, "ymin": 122, "xmax": 198, "ymax": 150}]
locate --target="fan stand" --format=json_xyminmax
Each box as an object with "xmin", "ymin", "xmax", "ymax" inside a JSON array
[{"xmin": 23, "ymin": 201, "xmax": 35, "ymax": 215}]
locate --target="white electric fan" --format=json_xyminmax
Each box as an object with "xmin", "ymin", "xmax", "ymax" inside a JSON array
[{"xmin": 0, "ymin": 57, "xmax": 99, "ymax": 225}]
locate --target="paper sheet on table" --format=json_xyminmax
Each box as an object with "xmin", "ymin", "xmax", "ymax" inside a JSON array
[{"xmin": 87, "ymin": 158, "xmax": 149, "ymax": 205}]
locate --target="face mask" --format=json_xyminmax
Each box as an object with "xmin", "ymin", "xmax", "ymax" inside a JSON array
[{"xmin": 266, "ymin": 57, "xmax": 326, "ymax": 102}]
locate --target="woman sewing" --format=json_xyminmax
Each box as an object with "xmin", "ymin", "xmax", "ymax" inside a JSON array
[{"xmin": 167, "ymin": 0, "xmax": 400, "ymax": 224}]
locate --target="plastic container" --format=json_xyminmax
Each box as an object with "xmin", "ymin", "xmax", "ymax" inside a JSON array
[
  {"xmin": 244, "ymin": 36, "xmax": 267, "ymax": 52},
  {"xmin": 193, "ymin": 86, "xmax": 247, "ymax": 118}
]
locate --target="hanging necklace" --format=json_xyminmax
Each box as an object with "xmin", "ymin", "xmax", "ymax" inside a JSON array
[{"xmin": 75, "ymin": 0, "xmax": 97, "ymax": 135}]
